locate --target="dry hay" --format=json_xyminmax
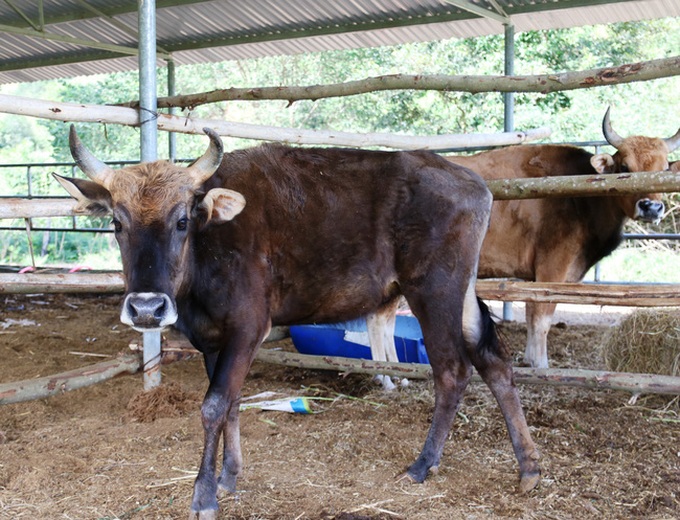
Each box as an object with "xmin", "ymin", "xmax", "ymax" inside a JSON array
[
  {"xmin": 603, "ymin": 308, "xmax": 680, "ymax": 375},
  {"xmin": 126, "ymin": 381, "xmax": 202, "ymax": 422}
]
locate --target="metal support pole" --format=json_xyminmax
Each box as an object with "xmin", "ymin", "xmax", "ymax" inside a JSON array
[
  {"xmin": 138, "ymin": 0, "xmax": 161, "ymax": 388},
  {"xmin": 502, "ymin": 23, "xmax": 515, "ymax": 322},
  {"xmin": 143, "ymin": 331, "xmax": 162, "ymax": 390},
  {"xmin": 167, "ymin": 59, "xmax": 177, "ymax": 162},
  {"xmin": 138, "ymin": 0, "xmax": 157, "ymax": 163},
  {"xmin": 503, "ymin": 23, "xmax": 515, "ymax": 133}
]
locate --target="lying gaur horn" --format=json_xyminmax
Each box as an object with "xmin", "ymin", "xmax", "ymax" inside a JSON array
[
  {"xmin": 187, "ymin": 127, "xmax": 224, "ymax": 187},
  {"xmin": 69, "ymin": 124, "xmax": 116, "ymax": 188},
  {"xmin": 602, "ymin": 106, "xmax": 624, "ymax": 149}
]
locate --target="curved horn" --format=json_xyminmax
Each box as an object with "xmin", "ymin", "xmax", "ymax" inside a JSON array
[
  {"xmin": 602, "ymin": 107, "xmax": 624, "ymax": 149},
  {"xmin": 664, "ymin": 127, "xmax": 680, "ymax": 153},
  {"xmin": 68, "ymin": 124, "xmax": 115, "ymax": 188},
  {"xmin": 187, "ymin": 128, "xmax": 224, "ymax": 186}
]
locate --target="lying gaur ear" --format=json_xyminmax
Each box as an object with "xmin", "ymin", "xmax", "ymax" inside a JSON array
[
  {"xmin": 53, "ymin": 173, "xmax": 113, "ymax": 216},
  {"xmin": 590, "ymin": 153, "xmax": 616, "ymax": 174},
  {"xmin": 198, "ymin": 188, "xmax": 246, "ymax": 224}
]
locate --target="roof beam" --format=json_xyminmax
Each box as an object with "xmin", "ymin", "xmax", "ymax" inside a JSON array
[
  {"xmin": 443, "ymin": 1, "xmax": 510, "ymax": 24},
  {"xmin": 0, "ymin": 49, "xmax": 131, "ymax": 73},
  {"xmin": 0, "ymin": 0, "xmax": 215, "ymax": 28},
  {"xmin": 159, "ymin": 9, "xmax": 490, "ymax": 54},
  {"xmin": 3, "ymin": 0, "xmax": 41, "ymax": 31},
  {"xmin": 73, "ymin": 0, "xmax": 172, "ymax": 56},
  {"xmin": 0, "ymin": 23, "xmax": 171, "ymax": 60}
]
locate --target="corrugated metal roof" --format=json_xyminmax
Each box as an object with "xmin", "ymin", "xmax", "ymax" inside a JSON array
[{"xmin": 0, "ymin": 0, "xmax": 678, "ymax": 84}]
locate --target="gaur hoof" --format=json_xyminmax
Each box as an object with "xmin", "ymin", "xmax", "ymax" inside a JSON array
[
  {"xmin": 519, "ymin": 471, "xmax": 541, "ymax": 493},
  {"xmin": 397, "ymin": 463, "xmax": 437, "ymax": 484},
  {"xmin": 217, "ymin": 473, "xmax": 238, "ymax": 494},
  {"xmin": 396, "ymin": 472, "xmax": 419, "ymax": 484},
  {"xmin": 188, "ymin": 510, "xmax": 218, "ymax": 520}
]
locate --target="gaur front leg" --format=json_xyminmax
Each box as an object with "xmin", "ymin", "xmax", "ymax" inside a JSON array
[
  {"xmin": 189, "ymin": 332, "xmax": 263, "ymax": 520},
  {"xmin": 217, "ymin": 397, "xmax": 241, "ymax": 493}
]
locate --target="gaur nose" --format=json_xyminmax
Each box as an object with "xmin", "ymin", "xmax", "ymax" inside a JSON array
[
  {"xmin": 122, "ymin": 292, "xmax": 176, "ymax": 330},
  {"xmin": 639, "ymin": 199, "xmax": 663, "ymax": 213},
  {"xmin": 636, "ymin": 199, "xmax": 664, "ymax": 223}
]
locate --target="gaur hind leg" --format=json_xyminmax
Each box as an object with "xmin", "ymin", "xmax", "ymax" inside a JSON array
[
  {"xmin": 466, "ymin": 280, "xmax": 541, "ymax": 492},
  {"xmin": 401, "ymin": 279, "xmax": 474, "ymax": 483},
  {"xmin": 524, "ymin": 301, "xmax": 556, "ymax": 368},
  {"xmin": 366, "ymin": 298, "xmax": 402, "ymax": 390}
]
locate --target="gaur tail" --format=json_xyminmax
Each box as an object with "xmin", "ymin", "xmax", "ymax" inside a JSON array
[{"xmin": 475, "ymin": 298, "xmax": 512, "ymax": 361}]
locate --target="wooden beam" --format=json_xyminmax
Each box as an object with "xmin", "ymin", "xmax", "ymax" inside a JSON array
[
  {"xmin": 0, "ymin": 272, "xmax": 125, "ymax": 294},
  {"xmin": 3, "ymin": 167, "xmax": 679, "ymax": 224},
  {"xmin": 253, "ymin": 347, "xmax": 680, "ymax": 396},
  {"xmin": 144, "ymin": 56, "xmax": 680, "ymax": 109},
  {"xmin": 485, "ymin": 170, "xmax": 680, "ymax": 200},
  {"xmin": 476, "ymin": 280, "xmax": 680, "ymax": 306},
  {"xmin": 4, "ymin": 338, "xmax": 677, "ymax": 406},
  {"xmin": 0, "ymin": 198, "xmax": 78, "ymax": 219},
  {"xmin": 0, "ymin": 93, "xmax": 551, "ymax": 150}
]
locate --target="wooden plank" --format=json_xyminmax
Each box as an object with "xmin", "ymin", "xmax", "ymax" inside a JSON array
[
  {"xmin": 476, "ymin": 280, "xmax": 680, "ymax": 306},
  {"xmin": 253, "ymin": 348, "xmax": 680, "ymax": 396},
  {"xmin": 0, "ymin": 93, "xmax": 549, "ymax": 150},
  {"xmin": 486, "ymin": 170, "xmax": 680, "ymax": 200},
  {"xmin": 1, "ymin": 273, "xmax": 679, "ymax": 308},
  {"xmin": 0, "ymin": 198, "xmax": 78, "ymax": 219},
  {"xmin": 3, "ymin": 169, "xmax": 679, "ymax": 222},
  {"xmin": 0, "ymin": 272, "xmax": 125, "ymax": 293}
]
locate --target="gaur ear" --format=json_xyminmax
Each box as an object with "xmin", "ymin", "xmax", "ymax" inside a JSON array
[
  {"xmin": 670, "ymin": 161, "xmax": 680, "ymax": 173},
  {"xmin": 53, "ymin": 173, "xmax": 113, "ymax": 216},
  {"xmin": 590, "ymin": 153, "xmax": 616, "ymax": 174},
  {"xmin": 198, "ymin": 188, "xmax": 246, "ymax": 223}
]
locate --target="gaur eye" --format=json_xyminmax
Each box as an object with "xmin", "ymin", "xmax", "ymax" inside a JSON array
[
  {"xmin": 112, "ymin": 218, "xmax": 122, "ymax": 233},
  {"xmin": 177, "ymin": 217, "xmax": 189, "ymax": 231}
]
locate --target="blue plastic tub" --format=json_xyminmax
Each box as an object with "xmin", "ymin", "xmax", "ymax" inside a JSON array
[{"xmin": 289, "ymin": 315, "xmax": 429, "ymax": 364}]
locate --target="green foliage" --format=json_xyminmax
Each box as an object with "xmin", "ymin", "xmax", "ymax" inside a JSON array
[{"xmin": 588, "ymin": 247, "xmax": 680, "ymax": 283}]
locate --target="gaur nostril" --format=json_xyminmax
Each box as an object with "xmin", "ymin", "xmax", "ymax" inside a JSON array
[
  {"xmin": 154, "ymin": 299, "xmax": 167, "ymax": 319},
  {"xmin": 127, "ymin": 294, "xmax": 168, "ymax": 325},
  {"xmin": 121, "ymin": 293, "xmax": 178, "ymax": 330}
]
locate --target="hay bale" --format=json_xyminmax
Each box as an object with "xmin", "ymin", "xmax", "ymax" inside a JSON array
[{"xmin": 603, "ymin": 309, "xmax": 680, "ymax": 376}]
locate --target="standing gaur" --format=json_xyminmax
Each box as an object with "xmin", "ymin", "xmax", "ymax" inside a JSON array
[
  {"xmin": 366, "ymin": 108, "xmax": 680, "ymax": 383},
  {"xmin": 55, "ymin": 126, "xmax": 540, "ymax": 519}
]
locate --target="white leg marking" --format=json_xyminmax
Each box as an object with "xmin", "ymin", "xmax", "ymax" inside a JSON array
[
  {"xmin": 525, "ymin": 309, "xmax": 551, "ymax": 368},
  {"xmin": 367, "ymin": 310, "xmax": 397, "ymax": 391},
  {"xmin": 462, "ymin": 278, "xmax": 482, "ymax": 346}
]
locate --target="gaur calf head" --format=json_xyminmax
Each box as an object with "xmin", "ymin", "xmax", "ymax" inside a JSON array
[{"xmin": 54, "ymin": 126, "xmax": 245, "ymax": 331}]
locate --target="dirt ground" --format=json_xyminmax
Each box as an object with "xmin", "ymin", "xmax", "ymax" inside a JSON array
[{"xmin": 0, "ymin": 294, "xmax": 678, "ymax": 520}]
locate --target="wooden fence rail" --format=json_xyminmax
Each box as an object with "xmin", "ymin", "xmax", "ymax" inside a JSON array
[
  {"xmin": 3, "ymin": 343, "xmax": 680, "ymax": 405},
  {"xmin": 0, "ymin": 93, "xmax": 550, "ymax": 150},
  {"xmin": 2, "ymin": 169, "xmax": 680, "ymax": 221},
  {"xmin": 475, "ymin": 281, "xmax": 680, "ymax": 307},
  {"xmin": 1, "ymin": 274, "xmax": 679, "ymax": 307}
]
